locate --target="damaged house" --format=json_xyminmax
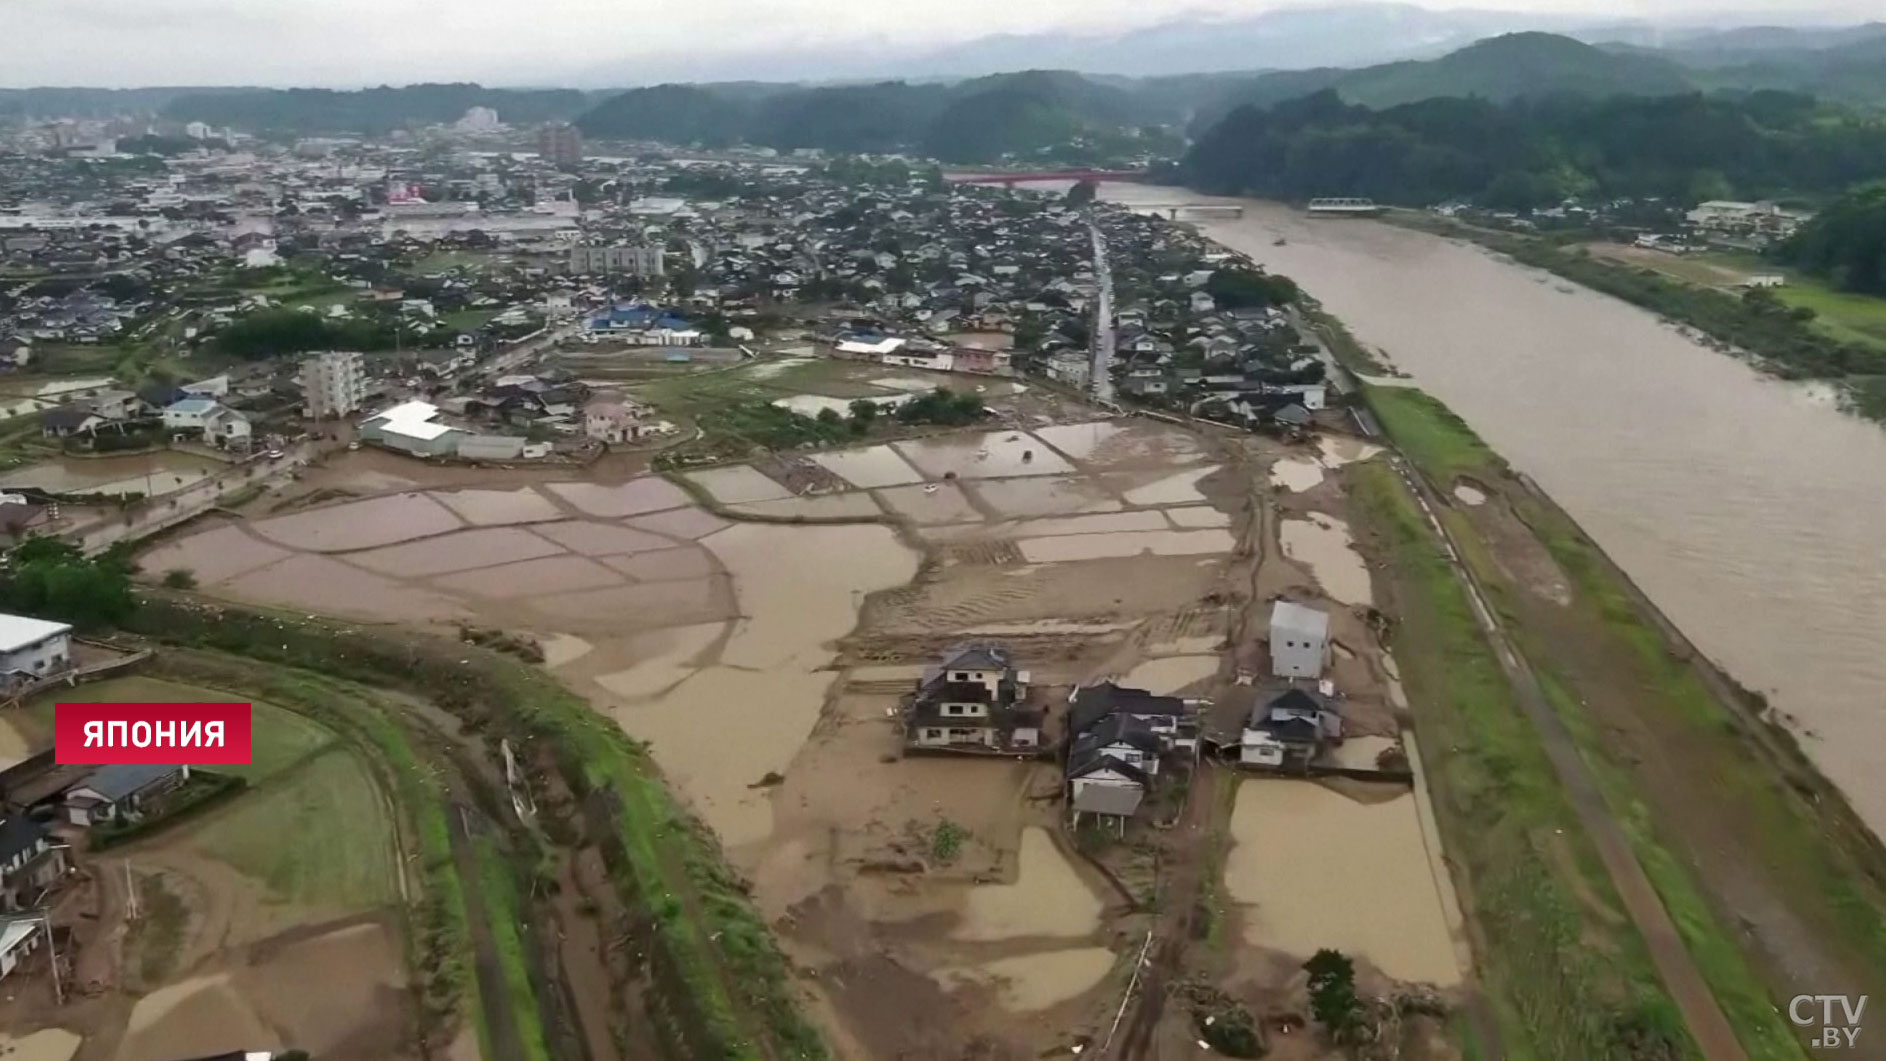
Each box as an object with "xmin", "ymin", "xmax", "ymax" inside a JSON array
[{"xmin": 904, "ymin": 643, "xmax": 1043, "ymax": 753}]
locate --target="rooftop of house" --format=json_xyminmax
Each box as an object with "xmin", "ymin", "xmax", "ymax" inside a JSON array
[
  {"xmin": 71, "ymin": 763, "xmax": 180, "ymax": 803},
  {"xmin": 1068, "ymin": 681, "xmax": 1188, "ymax": 736},
  {"xmin": 1270, "ymin": 600, "xmax": 1329, "ymax": 639},
  {"xmin": 0, "ymin": 612, "xmax": 71, "ymax": 654}
]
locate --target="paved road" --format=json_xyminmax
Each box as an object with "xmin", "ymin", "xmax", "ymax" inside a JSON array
[
  {"xmin": 1088, "ymin": 221, "xmax": 1117, "ymax": 405},
  {"xmin": 1366, "ymin": 414, "xmax": 1750, "ymax": 1061}
]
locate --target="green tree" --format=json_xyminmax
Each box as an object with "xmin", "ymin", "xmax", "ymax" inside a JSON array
[
  {"xmin": 1, "ymin": 538, "xmax": 136, "ymax": 630},
  {"xmin": 1065, "ymin": 179, "xmax": 1099, "ymax": 207},
  {"xmin": 1303, "ymin": 948, "xmax": 1362, "ymax": 1041}
]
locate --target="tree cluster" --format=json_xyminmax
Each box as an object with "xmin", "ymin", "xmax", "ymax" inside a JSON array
[
  {"xmin": 1184, "ymin": 89, "xmax": 1886, "ymax": 209},
  {"xmin": 1777, "ymin": 180, "xmax": 1886, "ymax": 296},
  {"xmin": 0, "ymin": 538, "xmax": 136, "ymax": 631}
]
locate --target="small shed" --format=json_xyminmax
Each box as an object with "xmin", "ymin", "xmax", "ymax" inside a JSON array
[{"xmin": 1270, "ymin": 600, "xmax": 1330, "ymax": 679}]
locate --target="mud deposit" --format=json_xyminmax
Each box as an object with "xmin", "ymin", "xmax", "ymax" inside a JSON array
[{"xmin": 1280, "ymin": 512, "xmax": 1373, "ymax": 606}]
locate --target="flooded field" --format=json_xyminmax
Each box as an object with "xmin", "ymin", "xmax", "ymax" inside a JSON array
[
  {"xmin": 1225, "ymin": 781, "xmax": 1460, "ymax": 986},
  {"xmin": 894, "ymin": 431, "xmax": 1075, "ymax": 479},
  {"xmin": 0, "ymin": 451, "xmax": 224, "ymax": 497},
  {"xmin": 1280, "ymin": 513, "xmax": 1373, "ymax": 606},
  {"xmin": 1018, "ymin": 527, "xmax": 1236, "ymax": 562},
  {"xmin": 146, "ymin": 415, "xmax": 1420, "ymax": 1058},
  {"xmin": 1270, "ymin": 457, "xmax": 1326, "ymax": 493},
  {"xmin": 811, "ymin": 445, "xmax": 928, "ymax": 488}
]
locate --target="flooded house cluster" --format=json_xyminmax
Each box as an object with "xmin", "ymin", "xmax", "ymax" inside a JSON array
[{"xmin": 902, "ymin": 642, "xmax": 1206, "ymax": 829}]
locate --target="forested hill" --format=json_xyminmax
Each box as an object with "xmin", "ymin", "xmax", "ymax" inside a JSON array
[
  {"xmin": 575, "ymin": 70, "xmax": 1177, "ymax": 163},
  {"xmin": 1777, "ymin": 182, "xmax": 1886, "ymax": 296},
  {"xmin": 1181, "ymin": 89, "xmax": 1886, "ymax": 209},
  {"xmin": 161, "ymin": 84, "xmax": 594, "ymax": 135}
]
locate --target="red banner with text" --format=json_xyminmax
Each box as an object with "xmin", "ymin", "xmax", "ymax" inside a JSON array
[{"xmin": 54, "ymin": 702, "xmax": 253, "ymax": 765}]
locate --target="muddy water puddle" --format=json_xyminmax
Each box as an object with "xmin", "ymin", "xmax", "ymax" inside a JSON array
[
  {"xmin": 1120, "ymin": 655, "xmax": 1219, "ymax": 694},
  {"xmin": 1318, "ymin": 435, "xmax": 1383, "ymax": 466},
  {"xmin": 729, "ymin": 493, "xmax": 884, "ymax": 519},
  {"xmin": 936, "ymin": 946, "xmax": 1117, "ymax": 1012},
  {"xmin": 254, "ymin": 493, "xmax": 463, "ymax": 552},
  {"xmin": 602, "ymin": 547, "xmax": 717, "ymax": 581},
  {"xmin": 1454, "ymin": 484, "xmax": 1487, "ymax": 506},
  {"xmin": 1331, "ymin": 735, "xmax": 1401, "ymax": 771},
  {"xmin": 894, "ymin": 432, "xmax": 1074, "ymax": 479},
  {"xmin": 1018, "ymin": 528, "xmax": 1235, "ymax": 563},
  {"xmin": 530, "ymin": 578, "xmax": 729, "ymax": 628},
  {"xmin": 1010, "ymin": 510, "xmax": 1170, "ymax": 537},
  {"xmin": 544, "ymin": 476, "xmax": 691, "ymax": 517},
  {"xmin": 437, "ymin": 555, "xmax": 622, "ymax": 597},
  {"xmin": 532, "ymin": 519, "xmax": 675, "ymax": 556},
  {"xmin": 0, "ymin": 1030, "xmax": 80, "ymax": 1061},
  {"xmin": 348, "ymin": 527, "xmax": 563, "ymax": 576},
  {"xmin": 1165, "ymin": 505, "xmax": 1231, "ymax": 528},
  {"xmin": 970, "ymin": 476, "xmax": 1122, "ymax": 517},
  {"xmin": 539, "ymin": 633, "xmax": 594, "ymax": 668},
  {"xmin": 1280, "ymin": 513, "xmax": 1373, "ymax": 606},
  {"xmin": 1225, "ymin": 781, "xmax": 1459, "ymax": 985},
  {"xmin": 1029, "ymin": 419, "xmax": 1129, "ymax": 461},
  {"xmin": 1270, "ymin": 457, "xmax": 1326, "ymax": 493},
  {"xmin": 430, "ymin": 486, "xmax": 563, "ymax": 525},
  {"xmin": 955, "ymin": 827, "xmax": 1104, "ymax": 942},
  {"xmin": 1119, "ymin": 465, "xmax": 1221, "ymax": 505},
  {"xmin": 874, "ymin": 481, "xmax": 983, "ymax": 524},
  {"xmin": 594, "ymin": 623, "xmax": 728, "ymax": 700},
  {"xmin": 629, "ymin": 506, "xmax": 729, "ymax": 539},
  {"xmin": 812, "ymin": 446, "xmax": 928, "ymax": 488},
  {"xmin": 685, "ymin": 465, "xmax": 794, "ymax": 503}
]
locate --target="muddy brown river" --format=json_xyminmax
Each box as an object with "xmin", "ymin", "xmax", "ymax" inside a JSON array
[{"xmin": 1100, "ymin": 183, "xmax": 1886, "ymax": 836}]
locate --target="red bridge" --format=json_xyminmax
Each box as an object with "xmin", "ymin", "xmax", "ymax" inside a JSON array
[{"xmin": 943, "ymin": 169, "xmax": 1150, "ymax": 186}]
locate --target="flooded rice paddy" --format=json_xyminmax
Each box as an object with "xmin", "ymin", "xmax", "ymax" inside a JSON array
[
  {"xmin": 1280, "ymin": 513, "xmax": 1373, "ymax": 606},
  {"xmin": 1225, "ymin": 781, "xmax": 1460, "ymax": 986},
  {"xmin": 894, "ymin": 431, "xmax": 1076, "ymax": 479}
]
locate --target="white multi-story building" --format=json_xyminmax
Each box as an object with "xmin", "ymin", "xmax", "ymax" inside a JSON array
[
  {"xmin": 300, "ymin": 351, "xmax": 366, "ymax": 420},
  {"xmin": 0, "ymin": 613, "xmax": 71, "ymax": 686},
  {"xmin": 567, "ymin": 245, "xmax": 665, "ymax": 277}
]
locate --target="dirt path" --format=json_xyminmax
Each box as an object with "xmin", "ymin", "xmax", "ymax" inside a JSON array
[{"xmin": 1383, "ymin": 453, "xmax": 1750, "ymax": 1061}]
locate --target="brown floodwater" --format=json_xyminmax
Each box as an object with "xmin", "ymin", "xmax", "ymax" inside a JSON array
[
  {"xmin": 253, "ymin": 493, "xmax": 463, "ymax": 552},
  {"xmin": 955, "ymin": 827, "xmax": 1104, "ymax": 941},
  {"xmin": 1017, "ymin": 528, "xmax": 1236, "ymax": 563},
  {"xmin": 1280, "ymin": 514, "xmax": 1373, "ymax": 606},
  {"xmin": 729, "ymin": 493, "xmax": 886, "ymax": 519},
  {"xmin": 226, "ymin": 554, "xmax": 469, "ymax": 623},
  {"xmin": 602, "ymin": 547, "xmax": 717, "ymax": 582},
  {"xmin": 544, "ymin": 476, "xmax": 691, "ymax": 517},
  {"xmin": 140, "ymin": 524, "xmax": 291, "ymax": 584},
  {"xmin": 430, "ymin": 486, "xmax": 564, "ymax": 525},
  {"xmin": 969, "ymin": 476, "xmax": 1123, "ymax": 518},
  {"xmin": 436, "ymin": 555, "xmax": 623, "ymax": 597},
  {"xmin": 0, "ymin": 451, "xmax": 222, "ymax": 496},
  {"xmin": 347, "ymin": 527, "xmax": 564, "ymax": 577},
  {"xmin": 531, "ymin": 519, "xmax": 677, "ymax": 556},
  {"xmin": 1225, "ymin": 781, "xmax": 1460, "ymax": 986},
  {"xmin": 1118, "ymin": 465, "xmax": 1220, "ymax": 506},
  {"xmin": 873, "ymin": 481, "xmax": 984, "ymax": 524},
  {"xmin": 685, "ymin": 465, "xmax": 794, "ymax": 503},
  {"xmin": 894, "ymin": 432, "xmax": 1076, "ymax": 479},
  {"xmin": 628, "ymin": 506, "xmax": 731, "ymax": 539},
  {"xmin": 811, "ymin": 445, "xmax": 929, "ymax": 488},
  {"xmin": 1104, "ymin": 182, "xmax": 1886, "ymax": 833}
]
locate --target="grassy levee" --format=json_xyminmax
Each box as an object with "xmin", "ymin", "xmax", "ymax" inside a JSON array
[
  {"xmin": 476, "ymin": 833, "xmax": 555, "ymax": 1061},
  {"xmin": 138, "ymin": 650, "xmax": 482, "ymax": 1047},
  {"xmin": 1349, "ymin": 461, "xmax": 1695, "ymax": 1059},
  {"xmin": 127, "ymin": 595, "xmax": 827, "ymax": 1061},
  {"xmin": 1359, "ymin": 382, "xmax": 1886, "ymax": 1058}
]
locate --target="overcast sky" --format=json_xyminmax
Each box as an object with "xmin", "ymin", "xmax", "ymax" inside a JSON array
[{"xmin": 3, "ymin": 0, "xmax": 1874, "ymax": 88}]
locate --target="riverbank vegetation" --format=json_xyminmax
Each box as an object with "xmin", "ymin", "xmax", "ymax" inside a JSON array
[
  {"xmin": 1387, "ymin": 214, "xmax": 1886, "ymax": 423},
  {"xmin": 1356, "ymin": 381, "xmax": 1886, "ymax": 1059},
  {"xmin": 1348, "ymin": 459, "xmax": 1692, "ymax": 1060}
]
